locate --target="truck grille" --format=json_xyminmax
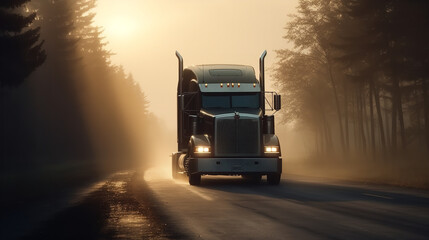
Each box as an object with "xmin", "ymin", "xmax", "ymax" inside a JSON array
[{"xmin": 215, "ymin": 117, "xmax": 260, "ymax": 157}]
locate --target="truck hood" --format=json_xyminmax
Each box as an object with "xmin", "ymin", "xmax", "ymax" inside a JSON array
[{"xmin": 200, "ymin": 108, "xmax": 262, "ymax": 118}]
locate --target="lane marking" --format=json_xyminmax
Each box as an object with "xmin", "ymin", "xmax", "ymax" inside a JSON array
[
  {"xmin": 363, "ymin": 193, "xmax": 393, "ymax": 200},
  {"xmin": 174, "ymin": 181, "xmax": 213, "ymax": 201}
]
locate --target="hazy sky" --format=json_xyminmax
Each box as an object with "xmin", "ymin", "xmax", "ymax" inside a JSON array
[{"xmin": 95, "ymin": 0, "xmax": 298, "ymax": 130}]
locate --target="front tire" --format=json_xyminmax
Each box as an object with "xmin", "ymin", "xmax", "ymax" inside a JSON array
[
  {"xmin": 189, "ymin": 173, "xmax": 201, "ymax": 185},
  {"xmin": 267, "ymin": 173, "xmax": 281, "ymax": 185}
]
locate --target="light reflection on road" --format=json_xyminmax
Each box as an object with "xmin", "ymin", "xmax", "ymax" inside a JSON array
[{"xmin": 144, "ymin": 167, "xmax": 171, "ymax": 181}]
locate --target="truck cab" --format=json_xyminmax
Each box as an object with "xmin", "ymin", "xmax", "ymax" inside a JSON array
[{"xmin": 172, "ymin": 51, "xmax": 282, "ymax": 185}]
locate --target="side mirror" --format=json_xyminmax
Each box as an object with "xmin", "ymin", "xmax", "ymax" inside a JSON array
[{"xmin": 274, "ymin": 94, "xmax": 281, "ymax": 111}]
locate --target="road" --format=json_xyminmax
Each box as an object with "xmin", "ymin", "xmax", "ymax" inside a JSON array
[
  {"xmin": 144, "ymin": 169, "xmax": 429, "ymax": 240},
  {"xmin": 12, "ymin": 170, "xmax": 429, "ymax": 240}
]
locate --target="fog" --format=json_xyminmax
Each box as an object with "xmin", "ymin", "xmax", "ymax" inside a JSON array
[
  {"xmin": 3, "ymin": 1, "xmax": 429, "ymax": 239},
  {"xmin": 92, "ymin": 0, "xmax": 303, "ymax": 177},
  {"xmin": 94, "ymin": 0, "xmax": 298, "ymax": 130},
  {"xmin": 93, "ymin": 0, "xmax": 429, "ymax": 187},
  {"xmin": 2, "ymin": 0, "xmax": 428, "ymax": 192}
]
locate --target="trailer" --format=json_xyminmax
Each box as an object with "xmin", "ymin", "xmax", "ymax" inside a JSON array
[{"xmin": 172, "ymin": 51, "xmax": 282, "ymax": 185}]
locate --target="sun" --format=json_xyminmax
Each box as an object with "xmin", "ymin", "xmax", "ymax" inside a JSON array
[{"xmin": 105, "ymin": 16, "xmax": 138, "ymax": 37}]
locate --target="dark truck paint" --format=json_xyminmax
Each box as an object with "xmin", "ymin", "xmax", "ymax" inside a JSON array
[{"xmin": 172, "ymin": 51, "xmax": 282, "ymax": 185}]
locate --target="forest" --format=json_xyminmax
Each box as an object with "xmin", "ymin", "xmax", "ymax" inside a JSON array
[
  {"xmin": 3, "ymin": 1, "xmax": 429, "ymax": 239},
  {"xmin": 2, "ymin": 0, "xmax": 429, "ymax": 191},
  {"xmin": 274, "ymin": 0, "xmax": 429, "ymax": 168},
  {"xmin": 1, "ymin": 0, "xmax": 152, "ymax": 200}
]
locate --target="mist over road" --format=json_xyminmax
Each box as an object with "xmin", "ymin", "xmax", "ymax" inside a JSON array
[{"xmin": 145, "ymin": 170, "xmax": 429, "ymax": 240}]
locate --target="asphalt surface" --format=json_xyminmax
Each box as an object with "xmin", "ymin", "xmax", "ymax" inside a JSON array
[
  {"xmin": 15, "ymin": 172, "xmax": 181, "ymax": 240},
  {"xmin": 145, "ymin": 170, "xmax": 429, "ymax": 240},
  {"xmin": 8, "ymin": 170, "xmax": 429, "ymax": 240}
]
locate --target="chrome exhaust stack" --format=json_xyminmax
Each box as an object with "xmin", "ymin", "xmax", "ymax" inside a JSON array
[
  {"xmin": 176, "ymin": 51, "xmax": 184, "ymax": 150},
  {"xmin": 176, "ymin": 51, "xmax": 183, "ymax": 94},
  {"xmin": 259, "ymin": 50, "xmax": 267, "ymax": 115}
]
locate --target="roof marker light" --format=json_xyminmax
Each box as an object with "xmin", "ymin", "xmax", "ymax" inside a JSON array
[
  {"xmin": 227, "ymin": 83, "xmax": 230, "ymax": 87},
  {"xmin": 253, "ymin": 83, "xmax": 256, "ymax": 87},
  {"xmin": 220, "ymin": 83, "xmax": 223, "ymax": 88},
  {"xmin": 238, "ymin": 83, "xmax": 240, "ymax": 88},
  {"xmin": 231, "ymin": 83, "xmax": 234, "ymax": 87},
  {"xmin": 205, "ymin": 83, "xmax": 208, "ymax": 88}
]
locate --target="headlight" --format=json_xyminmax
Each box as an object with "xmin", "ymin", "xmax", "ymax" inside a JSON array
[
  {"xmin": 195, "ymin": 146, "xmax": 211, "ymax": 153},
  {"xmin": 264, "ymin": 146, "xmax": 279, "ymax": 153}
]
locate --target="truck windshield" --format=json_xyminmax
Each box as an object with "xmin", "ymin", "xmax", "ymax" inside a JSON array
[{"xmin": 202, "ymin": 94, "xmax": 260, "ymax": 109}]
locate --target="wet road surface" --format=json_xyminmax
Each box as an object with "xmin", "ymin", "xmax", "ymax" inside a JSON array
[
  {"xmin": 8, "ymin": 170, "xmax": 429, "ymax": 239},
  {"xmin": 17, "ymin": 172, "xmax": 182, "ymax": 240},
  {"xmin": 145, "ymin": 171, "xmax": 429, "ymax": 240}
]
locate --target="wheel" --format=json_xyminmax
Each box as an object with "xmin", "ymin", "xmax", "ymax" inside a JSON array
[
  {"xmin": 172, "ymin": 156, "xmax": 179, "ymax": 179},
  {"xmin": 267, "ymin": 173, "xmax": 281, "ymax": 185},
  {"xmin": 189, "ymin": 173, "xmax": 201, "ymax": 185},
  {"xmin": 242, "ymin": 174, "xmax": 262, "ymax": 183}
]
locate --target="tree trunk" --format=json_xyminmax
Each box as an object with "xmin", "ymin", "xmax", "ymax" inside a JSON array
[
  {"xmin": 362, "ymin": 86, "xmax": 370, "ymax": 152},
  {"xmin": 374, "ymin": 81, "xmax": 387, "ymax": 158},
  {"xmin": 391, "ymin": 83, "xmax": 398, "ymax": 154},
  {"xmin": 352, "ymin": 90, "xmax": 359, "ymax": 153},
  {"xmin": 358, "ymin": 87, "xmax": 367, "ymax": 154},
  {"xmin": 396, "ymin": 79, "xmax": 406, "ymax": 150},
  {"xmin": 369, "ymin": 78, "xmax": 376, "ymax": 159},
  {"xmin": 327, "ymin": 61, "xmax": 346, "ymax": 156},
  {"xmin": 384, "ymin": 96, "xmax": 391, "ymax": 148},
  {"xmin": 343, "ymin": 78, "xmax": 350, "ymax": 154},
  {"xmin": 423, "ymin": 79, "xmax": 429, "ymax": 152},
  {"xmin": 326, "ymin": 121, "xmax": 334, "ymax": 155}
]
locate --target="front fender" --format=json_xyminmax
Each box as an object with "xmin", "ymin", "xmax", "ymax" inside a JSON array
[
  {"xmin": 263, "ymin": 134, "xmax": 281, "ymax": 155},
  {"xmin": 188, "ymin": 134, "xmax": 211, "ymax": 157}
]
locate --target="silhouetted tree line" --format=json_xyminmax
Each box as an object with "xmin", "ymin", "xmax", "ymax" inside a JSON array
[
  {"xmin": 275, "ymin": 0, "xmax": 429, "ymax": 161},
  {"xmin": 1, "ymin": 0, "xmax": 149, "ymax": 173},
  {"xmin": 0, "ymin": 0, "xmax": 46, "ymax": 86}
]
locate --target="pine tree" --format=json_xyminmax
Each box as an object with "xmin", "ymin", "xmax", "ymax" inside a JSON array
[
  {"xmin": 276, "ymin": 0, "xmax": 429, "ymax": 159},
  {"xmin": 277, "ymin": 0, "xmax": 347, "ymax": 156},
  {"xmin": 0, "ymin": 0, "xmax": 46, "ymax": 87}
]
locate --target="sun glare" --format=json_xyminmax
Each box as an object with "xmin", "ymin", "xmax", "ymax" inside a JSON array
[{"xmin": 105, "ymin": 16, "xmax": 138, "ymax": 37}]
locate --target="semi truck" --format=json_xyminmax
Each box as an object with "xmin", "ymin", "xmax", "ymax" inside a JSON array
[{"xmin": 172, "ymin": 51, "xmax": 282, "ymax": 185}]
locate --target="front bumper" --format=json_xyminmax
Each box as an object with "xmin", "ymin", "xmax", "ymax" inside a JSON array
[{"xmin": 188, "ymin": 157, "xmax": 282, "ymax": 175}]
